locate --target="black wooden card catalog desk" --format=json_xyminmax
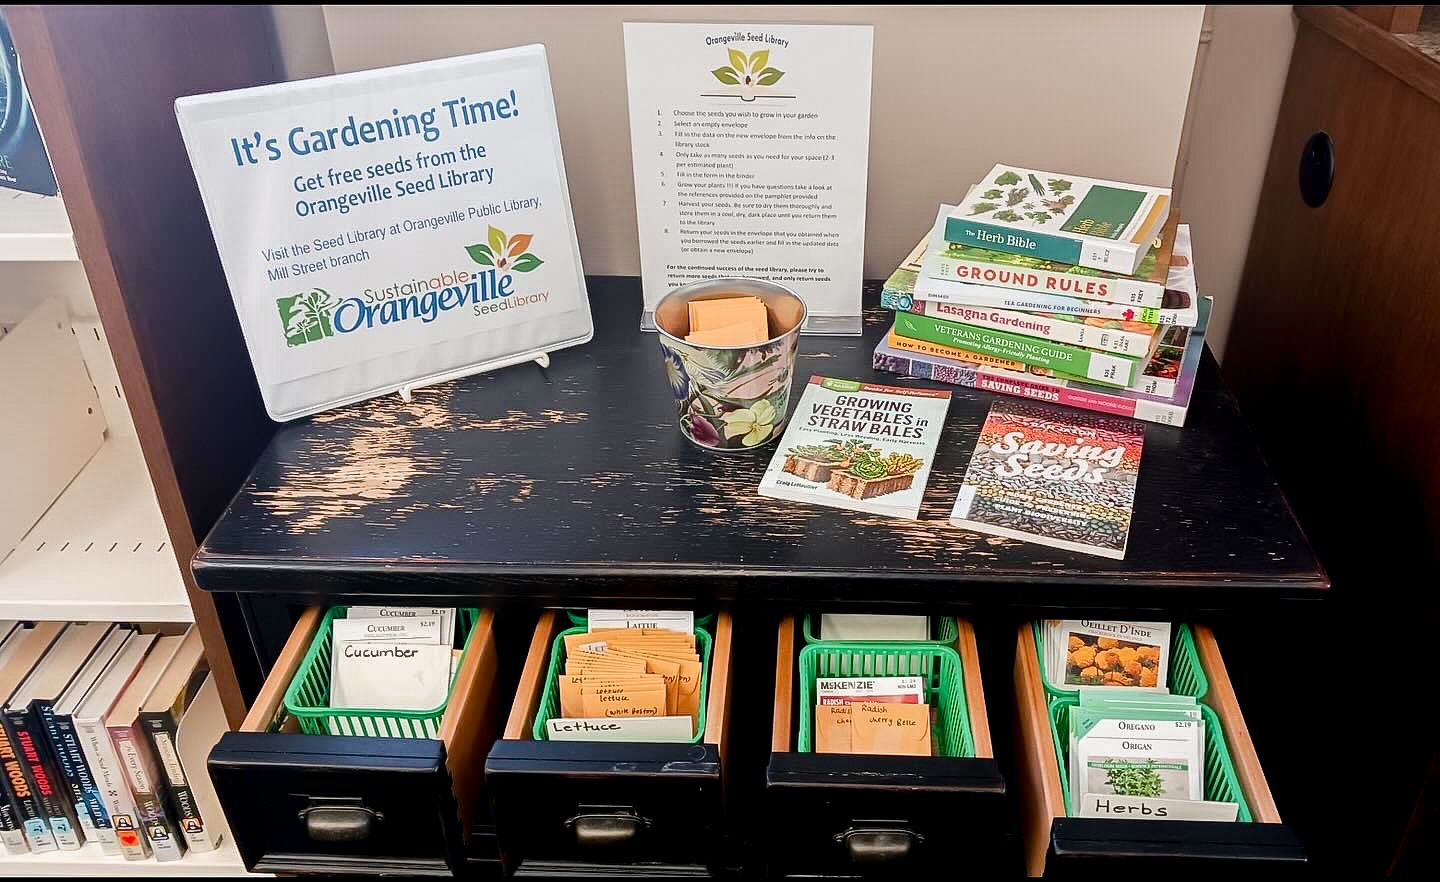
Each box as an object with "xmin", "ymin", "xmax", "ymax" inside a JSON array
[{"xmin": 194, "ymin": 278, "xmax": 1326, "ymax": 877}]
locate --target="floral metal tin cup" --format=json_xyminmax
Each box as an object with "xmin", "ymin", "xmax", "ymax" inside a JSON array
[{"xmin": 655, "ymin": 278, "xmax": 807, "ymax": 452}]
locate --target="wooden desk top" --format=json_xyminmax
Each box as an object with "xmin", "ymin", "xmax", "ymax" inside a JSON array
[{"xmin": 193, "ymin": 277, "xmax": 1327, "ymax": 612}]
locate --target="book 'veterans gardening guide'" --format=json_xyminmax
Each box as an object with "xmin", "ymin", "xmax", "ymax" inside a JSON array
[
  {"xmin": 950, "ymin": 399, "xmax": 1143, "ymax": 558},
  {"xmin": 760, "ymin": 376, "xmax": 950, "ymax": 520}
]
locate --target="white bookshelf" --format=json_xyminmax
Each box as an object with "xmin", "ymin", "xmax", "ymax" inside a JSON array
[
  {"xmin": 0, "ymin": 192, "xmax": 77, "ymax": 262},
  {"xmin": 0, "ymin": 677, "xmax": 259, "ymax": 876},
  {"xmin": 1, "ymin": 297, "xmax": 191, "ymax": 622},
  {"xmin": 0, "ymin": 435, "xmax": 193, "ymax": 622},
  {"xmin": 0, "ymin": 837, "xmax": 251, "ymax": 877}
]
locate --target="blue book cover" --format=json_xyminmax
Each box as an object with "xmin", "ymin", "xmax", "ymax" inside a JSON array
[{"xmin": 0, "ymin": 12, "xmax": 59, "ymax": 196}]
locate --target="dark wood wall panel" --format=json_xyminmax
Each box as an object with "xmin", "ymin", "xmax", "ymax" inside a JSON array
[
  {"xmin": 5, "ymin": 5, "xmax": 283, "ymax": 722},
  {"xmin": 1226, "ymin": 6, "xmax": 1440, "ymax": 874}
]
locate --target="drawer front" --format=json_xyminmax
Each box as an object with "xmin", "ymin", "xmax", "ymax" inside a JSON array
[
  {"xmin": 487, "ymin": 739, "xmax": 723, "ymax": 874},
  {"xmin": 766, "ymin": 752, "xmax": 1005, "ymax": 876},
  {"xmin": 486, "ymin": 610, "xmax": 733, "ymax": 876},
  {"xmin": 210, "ymin": 732, "xmax": 460, "ymax": 875},
  {"xmin": 765, "ymin": 616, "xmax": 1005, "ymax": 876},
  {"xmin": 209, "ymin": 607, "xmax": 502, "ymax": 876},
  {"xmin": 1014, "ymin": 623, "xmax": 1306, "ymax": 875}
]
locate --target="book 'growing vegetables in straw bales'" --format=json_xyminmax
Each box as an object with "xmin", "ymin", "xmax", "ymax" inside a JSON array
[{"xmin": 759, "ymin": 376, "xmax": 950, "ymax": 520}]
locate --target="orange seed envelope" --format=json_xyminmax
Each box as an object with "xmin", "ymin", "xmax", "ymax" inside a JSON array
[
  {"xmin": 849, "ymin": 702, "xmax": 932, "ymax": 757},
  {"xmin": 815, "ymin": 704, "xmax": 852, "ymax": 754}
]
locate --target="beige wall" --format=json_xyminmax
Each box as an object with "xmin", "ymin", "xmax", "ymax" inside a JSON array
[
  {"xmin": 1173, "ymin": 6, "xmax": 1297, "ymax": 360},
  {"xmin": 270, "ymin": 5, "xmax": 1295, "ymax": 359}
]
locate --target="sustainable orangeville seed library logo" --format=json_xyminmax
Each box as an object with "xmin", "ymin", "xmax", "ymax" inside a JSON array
[{"xmin": 275, "ymin": 228, "xmax": 542, "ymax": 348}]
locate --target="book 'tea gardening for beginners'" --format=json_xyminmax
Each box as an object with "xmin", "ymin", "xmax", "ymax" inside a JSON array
[
  {"xmin": 950, "ymin": 399, "xmax": 1143, "ymax": 558},
  {"xmin": 760, "ymin": 377, "xmax": 951, "ymax": 520}
]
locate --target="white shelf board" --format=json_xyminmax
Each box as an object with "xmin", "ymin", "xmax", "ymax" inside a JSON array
[
  {"xmin": 0, "ymin": 435, "xmax": 193, "ymax": 621},
  {"xmin": 0, "ymin": 837, "xmax": 253, "ymax": 876},
  {"xmin": 0, "ymin": 192, "xmax": 78, "ymax": 262}
]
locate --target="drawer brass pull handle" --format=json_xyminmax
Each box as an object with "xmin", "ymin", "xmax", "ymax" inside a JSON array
[
  {"xmin": 565, "ymin": 808, "xmax": 651, "ymax": 848},
  {"xmin": 836, "ymin": 826, "xmax": 922, "ymax": 863},
  {"xmin": 298, "ymin": 799, "xmax": 384, "ymax": 843}
]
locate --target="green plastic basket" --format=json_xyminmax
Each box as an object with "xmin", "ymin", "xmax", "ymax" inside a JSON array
[
  {"xmin": 796, "ymin": 641, "xmax": 973, "ymax": 758},
  {"xmin": 1033, "ymin": 623, "xmax": 1251, "ymax": 821},
  {"xmin": 283, "ymin": 606, "xmax": 479, "ymax": 738},
  {"xmin": 533, "ymin": 623, "xmax": 713, "ymax": 743},
  {"xmin": 1033, "ymin": 622, "xmax": 1208, "ymax": 702},
  {"xmin": 802, "ymin": 613, "xmax": 959, "ymax": 646},
  {"xmin": 1047, "ymin": 699, "xmax": 1252, "ymax": 822},
  {"xmin": 566, "ymin": 610, "xmax": 715, "ymax": 628}
]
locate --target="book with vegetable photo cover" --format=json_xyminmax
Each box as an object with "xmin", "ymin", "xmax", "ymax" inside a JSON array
[{"xmin": 759, "ymin": 376, "xmax": 951, "ymax": 520}]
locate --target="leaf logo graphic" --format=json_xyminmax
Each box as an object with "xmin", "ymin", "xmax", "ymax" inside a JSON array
[
  {"xmin": 465, "ymin": 226, "xmax": 543, "ymax": 272},
  {"xmin": 711, "ymin": 49, "xmax": 784, "ymax": 88},
  {"xmin": 276, "ymin": 288, "xmax": 336, "ymax": 347}
]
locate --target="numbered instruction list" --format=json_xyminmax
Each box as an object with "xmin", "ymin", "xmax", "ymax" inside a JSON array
[{"xmin": 624, "ymin": 23, "xmax": 873, "ymax": 330}]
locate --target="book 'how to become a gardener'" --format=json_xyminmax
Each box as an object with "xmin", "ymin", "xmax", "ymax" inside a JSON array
[
  {"xmin": 759, "ymin": 376, "xmax": 950, "ymax": 520},
  {"xmin": 950, "ymin": 398, "xmax": 1143, "ymax": 559},
  {"xmin": 945, "ymin": 165, "xmax": 1171, "ymax": 275}
]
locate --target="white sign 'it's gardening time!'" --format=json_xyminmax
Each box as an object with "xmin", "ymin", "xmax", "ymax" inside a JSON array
[{"xmin": 177, "ymin": 45, "xmax": 592, "ymax": 420}]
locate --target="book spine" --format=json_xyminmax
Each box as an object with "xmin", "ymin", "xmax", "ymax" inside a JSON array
[
  {"xmin": 1, "ymin": 709, "xmax": 59, "ymax": 851},
  {"xmin": 38, "ymin": 705, "xmax": 96, "ymax": 845},
  {"xmin": 111, "ymin": 724, "xmax": 184, "ymax": 861},
  {"xmin": 140, "ymin": 712, "xmax": 215, "ymax": 852},
  {"xmin": 891, "ymin": 287, "xmax": 1159, "ymax": 324},
  {"xmin": 906, "ymin": 301, "xmax": 1154, "ymax": 356},
  {"xmin": 0, "ymin": 724, "xmax": 35, "ymax": 854},
  {"xmin": 52, "ymin": 714, "xmax": 116, "ymax": 854},
  {"xmin": 78, "ymin": 718, "xmax": 149, "ymax": 860},
  {"xmin": 872, "ymin": 345, "xmax": 1186, "ymax": 427},
  {"xmin": 928, "ymin": 254, "xmax": 1165, "ymax": 307},
  {"xmin": 943, "ymin": 215, "xmax": 1084, "ymax": 265},
  {"xmin": 886, "ymin": 296, "xmax": 1181, "ymax": 400},
  {"xmin": 892, "ymin": 311, "xmax": 1140, "ymax": 387},
  {"xmin": 887, "ymin": 329, "xmax": 1039, "ymax": 374},
  {"xmin": 19, "ymin": 704, "xmax": 83, "ymax": 850}
]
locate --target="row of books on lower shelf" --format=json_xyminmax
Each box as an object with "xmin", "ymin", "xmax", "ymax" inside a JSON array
[
  {"xmin": 0, "ymin": 621, "xmax": 218, "ymax": 862},
  {"xmin": 873, "ymin": 164, "xmax": 1209, "ymax": 427}
]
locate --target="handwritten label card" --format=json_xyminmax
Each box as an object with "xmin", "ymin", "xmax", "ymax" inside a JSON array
[{"xmin": 624, "ymin": 23, "xmax": 873, "ymax": 333}]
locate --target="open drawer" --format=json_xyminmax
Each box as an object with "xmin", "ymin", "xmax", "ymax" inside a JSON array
[
  {"xmin": 484, "ymin": 610, "xmax": 733, "ymax": 877},
  {"xmin": 1015, "ymin": 622, "xmax": 1305, "ymax": 875},
  {"xmin": 208, "ymin": 607, "xmax": 503, "ymax": 876},
  {"xmin": 765, "ymin": 614, "xmax": 1006, "ymax": 877}
]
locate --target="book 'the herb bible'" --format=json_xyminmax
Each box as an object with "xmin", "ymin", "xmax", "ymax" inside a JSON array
[
  {"xmin": 927, "ymin": 197, "xmax": 1177, "ymax": 308},
  {"xmin": 760, "ymin": 376, "xmax": 951, "ymax": 520},
  {"xmin": 945, "ymin": 165, "xmax": 1171, "ymax": 275},
  {"xmin": 950, "ymin": 399, "xmax": 1143, "ymax": 559}
]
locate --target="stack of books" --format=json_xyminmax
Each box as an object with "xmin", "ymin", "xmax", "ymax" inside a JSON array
[
  {"xmin": 873, "ymin": 164, "xmax": 1213, "ymax": 427},
  {"xmin": 0, "ymin": 621, "xmax": 219, "ymax": 862}
]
